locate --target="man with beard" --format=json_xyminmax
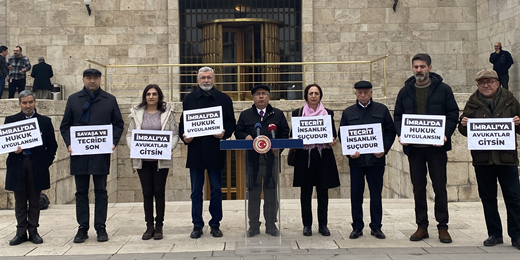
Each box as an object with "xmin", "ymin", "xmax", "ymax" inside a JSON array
[
  {"xmin": 394, "ymin": 53, "xmax": 459, "ymax": 244},
  {"xmin": 6, "ymin": 46, "xmax": 31, "ymax": 98},
  {"xmin": 178, "ymin": 67, "xmax": 236, "ymax": 239}
]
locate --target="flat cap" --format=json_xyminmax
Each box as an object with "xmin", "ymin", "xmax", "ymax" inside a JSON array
[
  {"xmin": 475, "ymin": 69, "xmax": 498, "ymax": 81},
  {"xmin": 354, "ymin": 80, "xmax": 372, "ymax": 89},
  {"xmin": 251, "ymin": 84, "xmax": 270, "ymax": 95},
  {"xmin": 83, "ymin": 68, "xmax": 102, "ymax": 77}
]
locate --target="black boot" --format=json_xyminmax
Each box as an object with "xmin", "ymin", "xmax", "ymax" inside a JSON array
[{"xmin": 142, "ymin": 224, "xmax": 154, "ymax": 240}]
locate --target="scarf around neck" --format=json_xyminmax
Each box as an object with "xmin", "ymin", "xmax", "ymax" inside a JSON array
[
  {"xmin": 477, "ymin": 86, "xmax": 502, "ymax": 115},
  {"xmin": 302, "ymin": 102, "xmax": 331, "ymax": 151}
]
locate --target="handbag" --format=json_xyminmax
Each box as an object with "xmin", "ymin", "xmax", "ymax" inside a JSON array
[{"xmin": 287, "ymin": 107, "xmax": 302, "ymax": 167}]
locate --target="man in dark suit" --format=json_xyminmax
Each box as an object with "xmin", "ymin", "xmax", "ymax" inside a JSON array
[
  {"xmin": 30, "ymin": 57, "xmax": 53, "ymax": 99},
  {"xmin": 4, "ymin": 90, "xmax": 58, "ymax": 246}
]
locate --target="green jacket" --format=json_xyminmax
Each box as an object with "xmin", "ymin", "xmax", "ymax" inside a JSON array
[{"xmin": 458, "ymin": 88, "xmax": 520, "ymax": 166}]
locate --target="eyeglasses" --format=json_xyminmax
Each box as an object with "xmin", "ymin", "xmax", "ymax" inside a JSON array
[
  {"xmin": 199, "ymin": 76, "xmax": 213, "ymax": 80},
  {"xmin": 254, "ymin": 92, "xmax": 269, "ymax": 97},
  {"xmin": 477, "ymin": 80, "xmax": 498, "ymax": 87}
]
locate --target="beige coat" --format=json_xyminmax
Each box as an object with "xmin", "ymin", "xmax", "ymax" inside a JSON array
[{"xmin": 126, "ymin": 103, "xmax": 179, "ymax": 169}]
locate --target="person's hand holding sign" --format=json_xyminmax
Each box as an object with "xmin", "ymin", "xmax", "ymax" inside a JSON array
[
  {"xmin": 14, "ymin": 146, "xmax": 22, "ymax": 154},
  {"xmin": 213, "ymin": 130, "xmax": 225, "ymax": 139},
  {"xmin": 398, "ymin": 136, "xmax": 409, "ymax": 146},
  {"xmin": 513, "ymin": 116, "xmax": 520, "ymax": 126},
  {"xmin": 433, "ymin": 136, "xmax": 447, "ymax": 147},
  {"xmin": 68, "ymin": 145, "xmax": 72, "ymax": 154},
  {"xmin": 183, "ymin": 134, "xmax": 194, "ymax": 144},
  {"xmin": 350, "ymin": 150, "xmax": 360, "ymax": 159},
  {"xmin": 329, "ymin": 138, "xmax": 337, "ymax": 147},
  {"xmin": 460, "ymin": 117, "xmax": 469, "ymax": 127},
  {"xmin": 374, "ymin": 152, "xmax": 384, "ymax": 158}
]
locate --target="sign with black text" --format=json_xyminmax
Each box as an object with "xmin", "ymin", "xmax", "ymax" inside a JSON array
[
  {"xmin": 400, "ymin": 114, "xmax": 446, "ymax": 145},
  {"xmin": 340, "ymin": 123, "xmax": 384, "ymax": 155},
  {"xmin": 0, "ymin": 118, "xmax": 43, "ymax": 154},
  {"xmin": 291, "ymin": 115, "xmax": 333, "ymax": 145},
  {"xmin": 183, "ymin": 106, "xmax": 223, "ymax": 138},
  {"xmin": 70, "ymin": 125, "xmax": 113, "ymax": 155},
  {"xmin": 130, "ymin": 130, "xmax": 173, "ymax": 159},
  {"xmin": 467, "ymin": 118, "xmax": 515, "ymax": 150}
]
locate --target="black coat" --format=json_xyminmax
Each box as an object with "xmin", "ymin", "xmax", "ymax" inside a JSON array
[
  {"xmin": 5, "ymin": 111, "xmax": 58, "ymax": 191},
  {"xmin": 235, "ymin": 104, "xmax": 290, "ymax": 140},
  {"xmin": 340, "ymin": 100, "xmax": 396, "ymax": 167},
  {"xmin": 291, "ymin": 108, "xmax": 340, "ymax": 189},
  {"xmin": 60, "ymin": 88, "xmax": 124, "ymax": 175},
  {"xmin": 0, "ymin": 55, "xmax": 7, "ymax": 79},
  {"xmin": 30, "ymin": 62, "xmax": 53, "ymax": 91},
  {"xmin": 179, "ymin": 87, "xmax": 236, "ymax": 170},
  {"xmin": 394, "ymin": 72, "xmax": 459, "ymax": 155}
]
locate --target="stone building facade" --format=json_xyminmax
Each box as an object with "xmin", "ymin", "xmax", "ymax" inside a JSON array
[{"xmin": 0, "ymin": 0, "xmax": 519, "ymax": 208}]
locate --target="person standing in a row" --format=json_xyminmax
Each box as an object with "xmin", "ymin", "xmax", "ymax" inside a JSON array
[
  {"xmin": 291, "ymin": 84, "xmax": 340, "ymax": 237},
  {"xmin": 7, "ymin": 46, "xmax": 31, "ymax": 98},
  {"xmin": 127, "ymin": 84, "xmax": 179, "ymax": 240}
]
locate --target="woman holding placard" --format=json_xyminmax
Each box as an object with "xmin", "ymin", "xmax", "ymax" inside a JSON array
[
  {"xmin": 126, "ymin": 84, "xmax": 179, "ymax": 240},
  {"xmin": 291, "ymin": 84, "xmax": 340, "ymax": 236}
]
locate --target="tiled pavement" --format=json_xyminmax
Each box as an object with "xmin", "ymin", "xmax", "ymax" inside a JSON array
[{"xmin": 0, "ymin": 199, "xmax": 519, "ymax": 259}]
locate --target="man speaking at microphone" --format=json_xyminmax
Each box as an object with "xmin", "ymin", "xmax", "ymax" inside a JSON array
[{"xmin": 235, "ymin": 84, "xmax": 290, "ymax": 237}]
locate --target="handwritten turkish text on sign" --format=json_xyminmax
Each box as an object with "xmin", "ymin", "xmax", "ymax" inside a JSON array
[
  {"xmin": 131, "ymin": 130, "xmax": 172, "ymax": 159},
  {"xmin": 70, "ymin": 125, "xmax": 113, "ymax": 155},
  {"xmin": 291, "ymin": 115, "xmax": 333, "ymax": 145},
  {"xmin": 467, "ymin": 118, "xmax": 515, "ymax": 150},
  {"xmin": 183, "ymin": 106, "xmax": 223, "ymax": 138},
  {"xmin": 0, "ymin": 118, "xmax": 43, "ymax": 154},
  {"xmin": 340, "ymin": 123, "xmax": 384, "ymax": 155},
  {"xmin": 400, "ymin": 114, "xmax": 446, "ymax": 146}
]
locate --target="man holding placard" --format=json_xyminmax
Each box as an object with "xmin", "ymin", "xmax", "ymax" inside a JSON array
[
  {"xmin": 394, "ymin": 53, "xmax": 459, "ymax": 243},
  {"xmin": 458, "ymin": 69, "xmax": 520, "ymax": 250},
  {"xmin": 4, "ymin": 90, "xmax": 57, "ymax": 245},
  {"xmin": 179, "ymin": 67, "xmax": 236, "ymax": 239},
  {"xmin": 339, "ymin": 81, "xmax": 395, "ymax": 240},
  {"xmin": 235, "ymin": 84, "xmax": 290, "ymax": 237},
  {"xmin": 60, "ymin": 68, "xmax": 124, "ymax": 243}
]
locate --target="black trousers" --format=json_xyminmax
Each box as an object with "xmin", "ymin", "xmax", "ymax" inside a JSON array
[
  {"xmin": 475, "ymin": 165, "xmax": 520, "ymax": 241},
  {"xmin": 247, "ymin": 152, "xmax": 278, "ymax": 229},
  {"xmin": 74, "ymin": 174, "xmax": 108, "ymax": 231},
  {"xmin": 8, "ymin": 78, "xmax": 26, "ymax": 98},
  {"xmin": 408, "ymin": 147, "xmax": 449, "ymax": 230},
  {"xmin": 499, "ymin": 74, "xmax": 510, "ymax": 90},
  {"xmin": 14, "ymin": 158, "xmax": 40, "ymax": 236},
  {"xmin": 300, "ymin": 148, "xmax": 329, "ymax": 227},
  {"xmin": 350, "ymin": 165, "xmax": 384, "ymax": 231},
  {"xmin": 137, "ymin": 161, "xmax": 169, "ymax": 227}
]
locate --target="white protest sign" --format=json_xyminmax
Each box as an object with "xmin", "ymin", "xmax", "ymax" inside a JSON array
[
  {"xmin": 400, "ymin": 114, "xmax": 446, "ymax": 145},
  {"xmin": 70, "ymin": 125, "xmax": 113, "ymax": 155},
  {"xmin": 131, "ymin": 130, "xmax": 173, "ymax": 159},
  {"xmin": 340, "ymin": 123, "xmax": 384, "ymax": 155},
  {"xmin": 183, "ymin": 106, "xmax": 223, "ymax": 138},
  {"xmin": 291, "ymin": 115, "xmax": 333, "ymax": 145},
  {"xmin": 0, "ymin": 118, "xmax": 43, "ymax": 154},
  {"xmin": 467, "ymin": 118, "xmax": 516, "ymax": 150}
]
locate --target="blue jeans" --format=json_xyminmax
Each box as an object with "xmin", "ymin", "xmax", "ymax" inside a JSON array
[
  {"xmin": 475, "ymin": 165, "xmax": 520, "ymax": 241},
  {"xmin": 190, "ymin": 168, "xmax": 222, "ymax": 228}
]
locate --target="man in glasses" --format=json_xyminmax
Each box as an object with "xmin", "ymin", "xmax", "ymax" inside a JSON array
[{"xmin": 458, "ymin": 69, "xmax": 520, "ymax": 250}]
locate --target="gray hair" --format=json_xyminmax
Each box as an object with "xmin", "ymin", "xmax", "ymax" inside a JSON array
[
  {"xmin": 18, "ymin": 90, "xmax": 35, "ymax": 102},
  {"xmin": 198, "ymin": 67, "xmax": 214, "ymax": 78},
  {"xmin": 38, "ymin": 57, "xmax": 45, "ymax": 62}
]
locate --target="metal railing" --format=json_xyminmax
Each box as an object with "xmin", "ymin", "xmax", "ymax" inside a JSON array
[{"xmin": 86, "ymin": 55, "xmax": 388, "ymax": 102}]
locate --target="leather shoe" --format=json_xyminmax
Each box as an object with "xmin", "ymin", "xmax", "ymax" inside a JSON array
[
  {"xmin": 349, "ymin": 229, "xmax": 363, "ymax": 239},
  {"xmin": 303, "ymin": 226, "xmax": 312, "ymax": 236},
  {"xmin": 9, "ymin": 234, "xmax": 27, "ymax": 246},
  {"xmin": 438, "ymin": 229, "xmax": 452, "ymax": 243},
  {"xmin": 319, "ymin": 225, "xmax": 330, "ymax": 236},
  {"xmin": 73, "ymin": 228, "xmax": 88, "ymax": 243},
  {"xmin": 190, "ymin": 228, "xmax": 203, "ymax": 239},
  {"xmin": 210, "ymin": 227, "xmax": 223, "ymax": 237},
  {"xmin": 96, "ymin": 228, "xmax": 109, "ymax": 242},
  {"xmin": 410, "ymin": 228, "xmax": 429, "ymax": 241},
  {"xmin": 371, "ymin": 229, "xmax": 386, "ymax": 239},
  {"xmin": 265, "ymin": 225, "xmax": 280, "ymax": 236},
  {"xmin": 29, "ymin": 231, "xmax": 43, "ymax": 244},
  {"xmin": 153, "ymin": 226, "xmax": 163, "ymax": 240},
  {"xmin": 512, "ymin": 241, "xmax": 520, "ymax": 250},
  {"xmin": 247, "ymin": 228, "xmax": 260, "ymax": 237},
  {"xmin": 483, "ymin": 236, "xmax": 503, "ymax": 246},
  {"xmin": 142, "ymin": 226, "xmax": 154, "ymax": 240}
]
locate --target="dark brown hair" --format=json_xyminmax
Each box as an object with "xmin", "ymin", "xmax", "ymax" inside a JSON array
[
  {"xmin": 138, "ymin": 84, "xmax": 166, "ymax": 113},
  {"xmin": 304, "ymin": 83, "xmax": 323, "ymax": 102}
]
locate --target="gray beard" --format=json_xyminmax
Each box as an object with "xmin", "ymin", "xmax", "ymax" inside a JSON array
[
  {"xmin": 414, "ymin": 74, "xmax": 427, "ymax": 82},
  {"xmin": 200, "ymin": 84, "xmax": 213, "ymax": 91}
]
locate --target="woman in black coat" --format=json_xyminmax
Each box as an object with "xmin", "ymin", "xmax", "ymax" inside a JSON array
[{"xmin": 291, "ymin": 84, "xmax": 340, "ymax": 236}]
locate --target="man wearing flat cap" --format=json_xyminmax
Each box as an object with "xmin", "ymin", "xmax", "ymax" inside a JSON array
[
  {"xmin": 60, "ymin": 68, "xmax": 124, "ymax": 243},
  {"xmin": 394, "ymin": 53, "xmax": 459, "ymax": 243},
  {"xmin": 235, "ymin": 84, "xmax": 290, "ymax": 237},
  {"xmin": 339, "ymin": 81, "xmax": 395, "ymax": 240},
  {"xmin": 458, "ymin": 69, "xmax": 520, "ymax": 250}
]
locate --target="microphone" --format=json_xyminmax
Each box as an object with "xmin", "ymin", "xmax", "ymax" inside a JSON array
[
  {"xmin": 254, "ymin": 123, "xmax": 262, "ymax": 137},
  {"xmin": 268, "ymin": 124, "xmax": 276, "ymax": 139}
]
